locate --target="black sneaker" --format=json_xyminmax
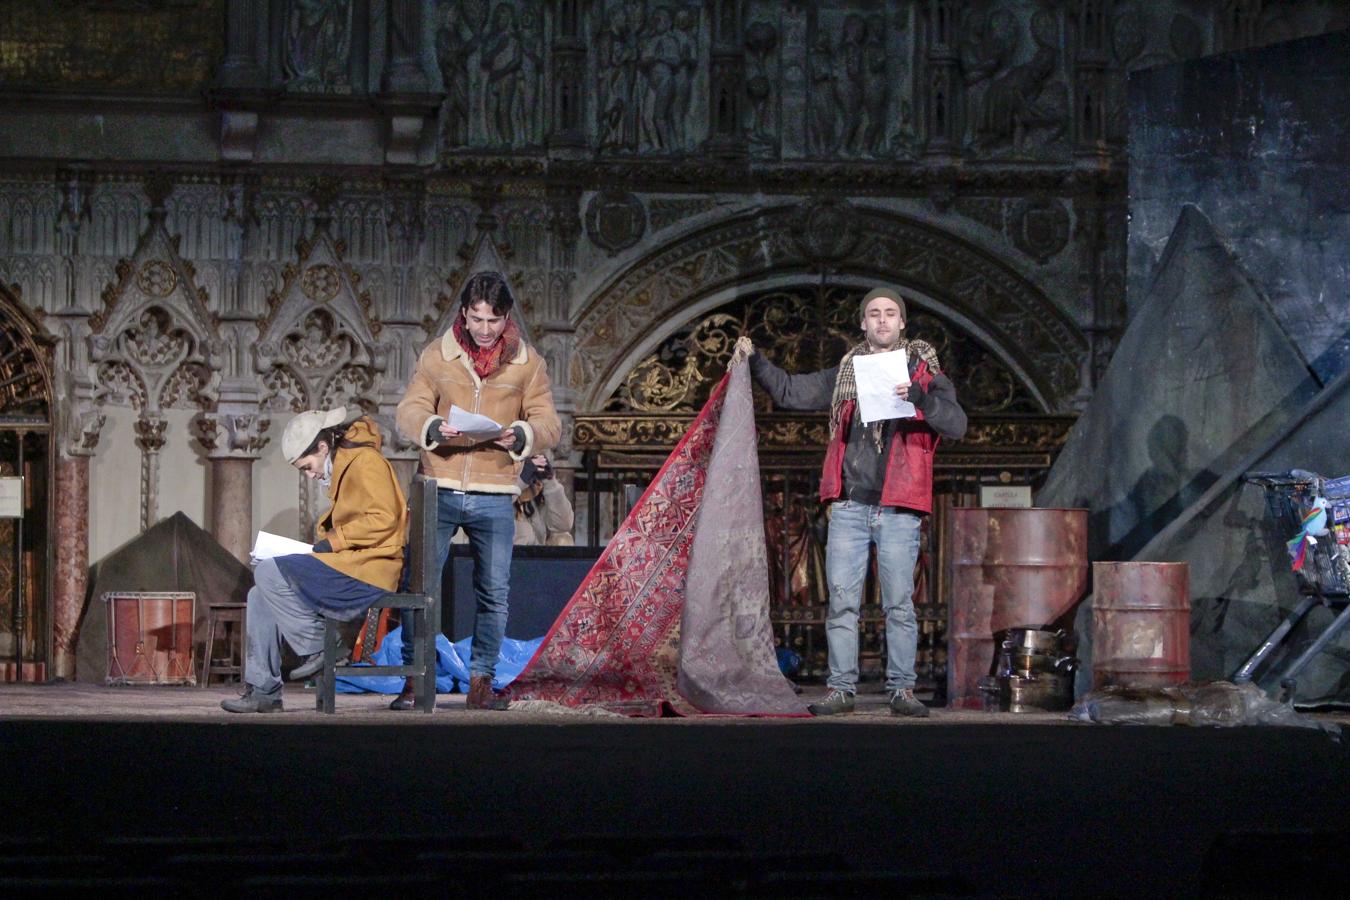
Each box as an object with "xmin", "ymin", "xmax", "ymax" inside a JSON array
[
  {"xmin": 807, "ymin": 689, "xmax": 856, "ymax": 716},
  {"xmin": 888, "ymin": 688, "xmax": 930, "ymax": 718},
  {"xmin": 220, "ymin": 686, "xmax": 283, "ymax": 714}
]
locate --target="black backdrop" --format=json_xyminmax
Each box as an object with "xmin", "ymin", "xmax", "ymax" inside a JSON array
[{"xmin": 440, "ymin": 545, "xmax": 602, "ymax": 641}]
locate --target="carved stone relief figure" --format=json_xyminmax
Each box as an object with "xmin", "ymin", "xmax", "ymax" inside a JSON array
[
  {"xmin": 481, "ymin": 3, "xmax": 524, "ymax": 147},
  {"xmin": 283, "ymin": 0, "xmax": 353, "ymax": 93},
  {"xmin": 672, "ymin": 6, "xmax": 699, "ymax": 150},
  {"xmin": 862, "ymin": 15, "xmax": 889, "ymax": 156},
  {"xmin": 436, "ymin": 1, "xmax": 474, "ymax": 148},
  {"xmin": 596, "ymin": 3, "xmax": 640, "ymax": 152},
  {"xmin": 517, "ymin": 9, "xmax": 545, "ymax": 145},
  {"xmin": 744, "ymin": 21, "xmax": 777, "ymax": 149},
  {"xmin": 966, "ymin": 9, "xmax": 1067, "ymax": 156},
  {"xmin": 834, "ymin": 14, "xmax": 867, "ymax": 155},
  {"xmin": 807, "ymin": 31, "xmax": 837, "ymax": 155},
  {"xmin": 960, "ymin": 7, "xmax": 1019, "ymax": 147},
  {"xmin": 640, "ymin": 6, "xmax": 682, "ymax": 152}
]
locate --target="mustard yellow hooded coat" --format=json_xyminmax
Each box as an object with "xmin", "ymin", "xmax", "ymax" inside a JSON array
[{"xmin": 311, "ymin": 416, "xmax": 408, "ymax": 591}]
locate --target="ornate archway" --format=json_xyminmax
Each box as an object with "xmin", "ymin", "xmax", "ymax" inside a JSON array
[
  {"xmin": 0, "ymin": 281, "xmax": 55, "ymax": 682},
  {"xmin": 571, "ymin": 201, "xmax": 1087, "ymax": 414}
]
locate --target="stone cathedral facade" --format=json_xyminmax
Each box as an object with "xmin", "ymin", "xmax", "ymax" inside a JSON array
[{"xmin": 0, "ymin": 0, "xmax": 1344, "ymax": 680}]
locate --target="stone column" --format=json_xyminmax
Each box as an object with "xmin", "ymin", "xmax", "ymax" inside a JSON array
[
  {"xmin": 197, "ymin": 412, "xmax": 270, "ymax": 565},
  {"xmin": 214, "ymin": 0, "xmax": 268, "ymax": 161},
  {"xmin": 544, "ymin": 186, "xmax": 582, "ymax": 506},
  {"xmin": 705, "ymin": 0, "xmax": 747, "ymax": 158},
  {"xmin": 548, "ymin": 0, "xmax": 587, "ymax": 154},
  {"xmin": 51, "ymin": 402, "xmax": 104, "ymax": 681},
  {"xmin": 211, "ymin": 459, "xmax": 254, "ymax": 563},
  {"xmin": 378, "ymin": 0, "xmax": 438, "ymax": 165},
  {"xmin": 217, "ymin": 0, "xmax": 266, "ymax": 88},
  {"xmin": 382, "ymin": 0, "xmax": 430, "ymax": 93},
  {"xmin": 134, "ymin": 415, "xmax": 167, "ymax": 532},
  {"xmin": 1072, "ymin": 0, "xmax": 1110, "ymax": 158},
  {"xmin": 922, "ymin": 0, "xmax": 962, "ymax": 156},
  {"xmin": 51, "ymin": 453, "xmax": 89, "ymax": 681}
]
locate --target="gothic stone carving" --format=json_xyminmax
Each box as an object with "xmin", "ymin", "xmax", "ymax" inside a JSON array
[
  {"xmin": 585, "ymin": 190, "xmax": 647, "ymax": 255},
  {"xmin": 594, "ymin": 0, "xmax": 701, "ymax": 155},
  {"xmin": 1009, "ymin": 197, "xmax": 1071, "ymax": 264},
  {"xmin": 283, "ymin": 0, "xmax": 354, "ymax": 94},
  {"xmin": 572, "ymin": 204, "xmax": 1085, "ymax": 412},
  {"xmin": 437, "ymin": 0, "xmax": 547, "ymax": 151},
  {"xmin": 790, "ymin": 198, "xmax": 860, "ymax": 263},
  {"xmin": 88, "ymin": 185, "xmax": 224, "ymax": 418},
  {"xmin": 648, "ymin": 197, "xmax": 719, "ymax": 232},
  {"xmin": 255, "ymin": 219, "xmax": 387, "ymax": 415},
  {"xmin": 961, "ymin": 8, "xmax": 1070, "ymax": 157},
  {"xmin": 196, "ymin": 411, "xmax": 271, "ymax": 459}
]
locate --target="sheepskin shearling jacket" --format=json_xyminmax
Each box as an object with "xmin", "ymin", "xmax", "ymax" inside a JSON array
[{"xmin": 396, "ymin": 328, "xmax": 561, "ymax": 495}]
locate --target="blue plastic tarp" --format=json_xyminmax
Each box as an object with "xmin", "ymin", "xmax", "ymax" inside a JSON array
[{"xmin": 334, "ymin": 625, "xmax": 543, "ymax": 694}]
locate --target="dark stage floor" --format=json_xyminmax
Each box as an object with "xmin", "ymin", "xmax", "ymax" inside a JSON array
[{"xmin": 1, "ymin": 683, "xmax": 1347, "ymax": 896}]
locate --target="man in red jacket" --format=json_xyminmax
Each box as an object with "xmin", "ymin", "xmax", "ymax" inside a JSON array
[{"xmin": 732, "ymin": 287, "xmax": 967, "ymax": 716}]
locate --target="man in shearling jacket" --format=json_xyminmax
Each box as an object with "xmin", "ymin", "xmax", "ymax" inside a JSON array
[
  {"xmin": 731, "ymin": 286, "xmax": 967, "ymax": 717},
  {"xmin": 395, "ymin": 271, "xmax": 561, "ymax": 710}
]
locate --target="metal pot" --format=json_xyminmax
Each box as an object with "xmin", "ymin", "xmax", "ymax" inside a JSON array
[
  {"xmin": 1003, "ymin": 627, "xmax": 1067, "ymax": 654},
  {"xmin": 1005, "ymin": 650, "xmax": 1078, "ymax": 675},
  {"xmin": 1001, "ymin": 672, "xmax": 1074, "ymax": 713}
]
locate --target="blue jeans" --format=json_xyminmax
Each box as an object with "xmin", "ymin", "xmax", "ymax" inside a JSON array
[
  {"xmin": 402, "ymin": 489, "xmax": 515, "ymax": 678},
  {"xmin": 824, "ymin": 500, "xmax": 922, "ymax": 693}
]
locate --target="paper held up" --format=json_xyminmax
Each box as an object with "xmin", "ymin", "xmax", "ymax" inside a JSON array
[
  {"xmin": 852, "ymin": 349, "xmax": 917, "ymax": 425},
  {"xmin": 447, "ymin": 405, "xmax": 506, "ymax": 441},
  {"xmin": 251, "ymin": 530, "xmax": 313, "ymax": 564}
]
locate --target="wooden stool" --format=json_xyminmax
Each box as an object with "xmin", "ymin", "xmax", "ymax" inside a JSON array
[{"xmin": 200, "ymin": 602, "xmax": 247, "ymax": 687}]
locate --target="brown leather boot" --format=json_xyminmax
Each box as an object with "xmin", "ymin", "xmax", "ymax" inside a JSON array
[
  {"xmin": 388, "ymin": 677, "xmax": 415, "ymax": 711},
  {"xmin": 466, "ymin": 675, "xmax": 509, "ymax": 710}
]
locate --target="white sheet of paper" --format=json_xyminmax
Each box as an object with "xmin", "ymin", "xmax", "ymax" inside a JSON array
[
  {"xmin": 448, "ymin": 405, "xmax": 505, "ymax": 441},
  {"xmin": 852, "ymin": 349, "xmax": 916, "ymax": 424},
  {"xmin": 251, "ymin": 530, "xmax": 314, "ymax": 562}
]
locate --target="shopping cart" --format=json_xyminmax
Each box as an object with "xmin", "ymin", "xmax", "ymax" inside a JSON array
[{"xmin": 1232, "ymin": 470, "xmax": 1350, "ymax": 701}]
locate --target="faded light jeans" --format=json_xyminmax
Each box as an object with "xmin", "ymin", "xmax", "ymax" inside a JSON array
[
  {"xmin": 402, "ymin": 489, "xmax": 515, "ymax": 678},
  {"xmin": 824, "ymin": 500, "xmax": 922, "ymax": 694}
]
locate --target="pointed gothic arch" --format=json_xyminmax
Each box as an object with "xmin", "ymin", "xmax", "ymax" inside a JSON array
[
  {"xmin": 0, "ymin": 282, "xmax": 53, "ymax": 421},
  {"xmin": 0, "ymin": 281, "xmax": 55, "ymax": 682}
]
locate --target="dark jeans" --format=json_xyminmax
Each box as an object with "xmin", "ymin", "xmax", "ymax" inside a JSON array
[{"xmin": 402, "ymin": 489, "xmax": 515, "ymax": 678}]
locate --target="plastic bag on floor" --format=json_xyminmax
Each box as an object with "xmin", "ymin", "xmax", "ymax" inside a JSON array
[
  {"xmin": 1068, "ymin": 681, "xmax": 1340, "ymax": 737},
  {"xmin": 335, "ymin": 625, "xmax": 542, "ymax": 694}
]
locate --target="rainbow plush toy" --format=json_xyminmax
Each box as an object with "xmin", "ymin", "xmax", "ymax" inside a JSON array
[{"xmin": 1287, "ymin": 496, "xmax": 1329, "ymax": 572}]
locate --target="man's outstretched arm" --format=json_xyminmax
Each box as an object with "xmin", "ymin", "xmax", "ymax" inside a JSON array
[{"xmin": 731, "ymin": 336, "xmax": 836, "ymax": 412}]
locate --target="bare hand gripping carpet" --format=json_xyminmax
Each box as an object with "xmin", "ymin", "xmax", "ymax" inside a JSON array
[{"xmin": 506, "ymin": 365, "xmax": 808, "ymax": 716}]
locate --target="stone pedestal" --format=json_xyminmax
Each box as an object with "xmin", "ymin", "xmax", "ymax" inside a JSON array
[{"xmin": 51, "ymin": 453, "xmax": 89, "ymax": 680}]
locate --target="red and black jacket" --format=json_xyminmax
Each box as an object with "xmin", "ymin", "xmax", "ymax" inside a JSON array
[{"xmin": 749, "ymin": 353, "xmax": 967, "ymax": 515}]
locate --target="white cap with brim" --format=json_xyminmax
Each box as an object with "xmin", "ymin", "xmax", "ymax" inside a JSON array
[{"xmin": 282, "ymin": 407, "xmax": 349, "ymax": 464}]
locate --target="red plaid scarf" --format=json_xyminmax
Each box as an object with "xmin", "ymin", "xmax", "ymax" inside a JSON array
[{"xmin": 453, "ymin": 315, "xmax": 521, "ymax": 379}]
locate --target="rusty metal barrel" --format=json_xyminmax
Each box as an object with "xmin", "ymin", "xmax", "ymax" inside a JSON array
[
  {"xmin": 948, "ymin": 508, "xmax": 1088, "ymax": 709},
  {"xmin": 1092, "ymin": 562, "xmax": 1190, "ymax": 689}
]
